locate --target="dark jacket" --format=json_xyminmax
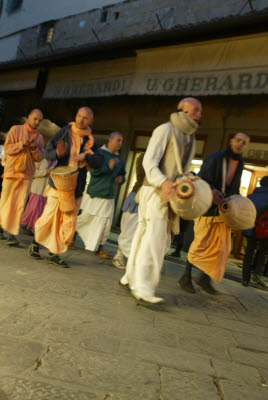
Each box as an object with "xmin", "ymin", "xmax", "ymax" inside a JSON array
[
  {"xmin": 45, "ymin": 125, "xmax": 103, "ymax": 198},
  {"xmin": 87, "ymin": 145, "xmax": 126, "ymax": 199},
  {"xmin": 198, "ymin": 150, "xmax": 244, "ymax": 216},
  {"xmin": 243, "ymin": 186, "xmax": 268, "ymax": 238}
]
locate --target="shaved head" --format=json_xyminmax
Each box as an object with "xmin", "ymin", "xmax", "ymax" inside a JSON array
[
  {"xmin": 75, "ymin": 107, "xmax": 94, "ymax": 129},
  {"xmin": 27, "ymin": 109, "xmax": 43, "ymax": 130},
  {"xmin": 28, "ymin": 109, "xmax": 43, "ymax": 118},
  {"xmin": 78, "ymin": 106, "xmax": 93, "ymax": 116},
  {"xmin": 177, "ymin": 97, "xmax": 202, "ymax": 121}
]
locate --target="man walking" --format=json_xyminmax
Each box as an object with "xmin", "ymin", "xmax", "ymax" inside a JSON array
[
  {"xmin": 179, "ymin": 132, "xmax": 250, "ymax": 294},
  {"xmin": 0, "ymin": 109, "xmax": 44, "ymax": 246},
  {"xmin": 33, "ymin": 107, "xmax": 103, "ymax": 266},
  {"xmin": 113, "ymin": 152, "xmax": 145, "ymax": 269},
  {"xmin": 120, "ymin": 97, "xmax": 202, "ymax": 304},
  {"xmin": 76, "ymin": 132, "xmax": 126, "ymax": 258}
]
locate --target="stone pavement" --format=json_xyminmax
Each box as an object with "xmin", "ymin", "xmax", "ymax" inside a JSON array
[{"xmin": 0, "ymin": 234, "xmax": 268, "ymax": 400}]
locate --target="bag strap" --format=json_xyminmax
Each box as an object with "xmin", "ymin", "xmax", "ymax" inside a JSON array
[
  {"xmin": 221, "ymin": 157, "xmax": 227, "ymax": 194},
  {"xmin": 171, "ymin": 126, "xmax": 183, "ymax": 176}
]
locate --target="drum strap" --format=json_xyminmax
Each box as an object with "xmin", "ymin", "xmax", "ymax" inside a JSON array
[
  {"xmin": 171, "ymin": 129, "xmax": 183, "ymax": 176},
  {"xmin": 221, "ymin": 157, "xmax": 227, "ymax": 194}
]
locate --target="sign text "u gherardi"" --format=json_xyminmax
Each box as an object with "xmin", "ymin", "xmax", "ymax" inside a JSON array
[{"xmin": 144, "ymin": 72, "xmax": 268, "ymax": 95}]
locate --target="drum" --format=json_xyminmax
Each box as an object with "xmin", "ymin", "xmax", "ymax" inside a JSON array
[
  {"xmin": 50, "ymin": 166, "xmax": 78, "ymax": 212},
  {"xmin": 170, "ymin": 174, "xmax": 213, "ymax": 220},
  {"xmin": 219, "ymin": 195, "xmax": 256, "ymax": 230}
]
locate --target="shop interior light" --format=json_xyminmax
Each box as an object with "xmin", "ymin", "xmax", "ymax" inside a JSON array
[{"xmin": 46, "ymin": 26, "xmax": 54, "ymax": 44}]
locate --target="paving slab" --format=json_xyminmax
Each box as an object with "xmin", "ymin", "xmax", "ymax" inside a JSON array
[
  {"xmin": 118, "ymin": 339, "xmax": 214, "ymax": 375},
  {"xmin": 0, "ymin": 335, "xmax": 45, "ymax": 374},
  {"xmin": 207, "ymin": 314, "xmax": 268, "ymax": 337},
  {"xmin": 211, "ymin": 358, "xmax": 262, "ymax": 386},
  {"xmin": 30, "ymin": 345, "xmax": 160, "ymax": 400},
  {"xmin": 0, "ymin": 376, "xmax": 101, "ymax": 400},
  {"xmin": 232, "ymin": 331, "xmax": 268, "ymax": 353},
  {"xmin": 220, "ymin": 380, "xmax": 268, "ymax": 400},
  {"xmin": 228, "ymin": 345, "xmax": 268, "ymax": 370},
  {"xmin": 159, "ymin": 368, "xmax": 219, "ymax": 400}
]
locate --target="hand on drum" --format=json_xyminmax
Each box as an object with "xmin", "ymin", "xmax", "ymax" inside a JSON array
[
  {"xmin": 56, "ymin": 141, "xmax": 68, "ymax": 158},
  {"xmin": 212, "ymin": 189, "xmax": 223, "ymax": 205},
  {"xmin": 161, "ymin": 179, "xmax": 175, "ymax": 203}
]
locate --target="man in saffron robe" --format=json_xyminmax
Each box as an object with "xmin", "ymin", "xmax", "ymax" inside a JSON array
[
  {"xmin": 0, "ymin": 109, "xmax": 44, "ymax": 246},
  {"xmin": 179, "ymin": 132, "xmax": 250, "ymax": 294},
  {"xmin": 33, "ymin": 107, "xmax": 103, "ymax": 267}
]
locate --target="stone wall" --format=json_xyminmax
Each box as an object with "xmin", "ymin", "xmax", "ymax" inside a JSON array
[
  {"xmin": 0, "ymin": 0, "xmax": 124, "ymax": 38},
  {"xmin": 0, "ymin": 0, "xmax": 268, "ymax": 65}
]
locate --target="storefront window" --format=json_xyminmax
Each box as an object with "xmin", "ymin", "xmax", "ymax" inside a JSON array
[
  {"xmin": 190, "ymin": 159, "xmax": 203, "ymax": 175},
  {"xmin": 240, "ymin": 169, "xmax": 252, "ymax": 197},
  {"xmin": 125, "ymin": 151, "xmax": 143, "ymax": 196}
]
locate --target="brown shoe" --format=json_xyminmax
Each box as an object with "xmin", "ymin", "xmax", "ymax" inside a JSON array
[{"xmin": 96, "ymin": 250, "xmax": 110, "ymax": 259}]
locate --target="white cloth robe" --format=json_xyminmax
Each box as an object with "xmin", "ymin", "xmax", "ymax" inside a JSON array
[{"xmin": 121, "ymin": 121, "xmax": 194, "ymax": 299}]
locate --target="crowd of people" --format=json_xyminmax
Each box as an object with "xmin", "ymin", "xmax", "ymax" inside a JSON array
[{"xmin": 0, "ymin": 99, "xmax": 267, "ymax": 306}]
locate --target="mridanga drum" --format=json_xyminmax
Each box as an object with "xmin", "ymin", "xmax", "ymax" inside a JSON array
[
  {"xmin": 219, "ymin": 195, "xmax": 256, "ymax": 230},
  {"xmin": 50, "ymin": 166, "xmax": 78, "ymax": 212},
  {"xmin": 170, "ymin": 173, "xmax": 213, "ymax": 220}
]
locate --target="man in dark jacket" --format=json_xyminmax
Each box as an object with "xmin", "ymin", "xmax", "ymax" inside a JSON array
[
  {"xmin": 242, "ymin": 175, "xmax": 268, "ymax": 287},
  {"xmin": 179, "ymin": 132, "xmax": 249, "ymax": 294},
  {"xmin": 31, "ymin": 107, "xmax": 103, "ymax": 267},
  {"xmin": 76, "ymin": 132, "xmax": 126, "ymax": 258}
]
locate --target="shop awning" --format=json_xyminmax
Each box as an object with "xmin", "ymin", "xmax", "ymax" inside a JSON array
[
  {"xmin": 133, "ymin": 33, "xmax": 268, "ymax": 96},
  {"xmin": 0, "ymin": 68, "xmax": 40, "ymax": 92},
  {"xmin": 43, "ymin": 33, "xmax": 268, "ymax": 98},
  {"xmin": 43, "ymin": 58, "xmax": 135, "ymax": 98}
]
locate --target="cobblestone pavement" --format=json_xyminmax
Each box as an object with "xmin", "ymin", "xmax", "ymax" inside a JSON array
[{"xmin": 0, "ymin": 234, "xmax": 268, "ymax": 399}]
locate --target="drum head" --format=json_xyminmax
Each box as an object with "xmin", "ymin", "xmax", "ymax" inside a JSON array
[
  {"xmin": 51, "ymin": 166, "xmax": 78, "ymax": 177},
  {"xmin": 220, "ymin": 199, "xmax": 231, "ymax": 213},
  {"xmin": 176, "ymin": 180, "xmax": 195, "ymax": 199}
]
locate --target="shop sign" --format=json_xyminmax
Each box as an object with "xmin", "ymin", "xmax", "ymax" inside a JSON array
[
  {"xmin": 44, "ymin": 69, "xmax": 268, "ymax": 98},
  {"xmin": 131, "ymin": 69, "xmax": 268, "ymax": 96},
  {"xmin": 51, "ymin": 77, "xmax": 131, "ymax": 98}
]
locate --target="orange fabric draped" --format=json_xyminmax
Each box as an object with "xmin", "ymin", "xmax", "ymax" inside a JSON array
[
  {"xmin": 68, "ymin": 122, "xmax": 94, "ymax": 169},
  {"xmin": 187, "ymin": 216, "xmax": 231, "ymax": 282},
  {"xmin": 0, "ymin": 178, "xmax": 31, "ymax": 235},
  {"xmin": 35, "ymin": 186, "xmax": 82, "ymax": 254}
]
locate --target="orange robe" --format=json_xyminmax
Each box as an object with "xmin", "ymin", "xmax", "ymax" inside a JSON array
[
  {"xmin": 187, "ymin": 216, "xmax": 231, "ymax": 282},
  {"xmin": 35, "ymin": 123, "xmax": 93, "ymax": 254},
  {"xmin": 0, "ymin": 123, "xmax": 44, "ymax": 235},
  {"xmin": 35, "ymin": 186, "xmax": 82, "ymax": 255}
]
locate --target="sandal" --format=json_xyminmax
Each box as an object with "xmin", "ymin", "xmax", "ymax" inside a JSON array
[
  {"xmin": 96, "ymin": 250, "xmax": 110, "ymax": 259},
  {"xmin": 29, "ymin": 243, "xmax": 41, "ymax": 259},
  {"xmin": 48, "ymin": 254, "xmax": 70, "ymax": 268}
]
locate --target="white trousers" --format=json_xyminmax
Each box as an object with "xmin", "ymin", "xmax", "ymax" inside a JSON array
[
  {"xmin": 118, "ymin": 211, "xmax": 139, "ymax": 258},
  {"xmin": 121, "ymin": 186, "xmax": 171, "ymax": 298},
  {"xmin": 76, "ymin": 212, "xmax": 113, "ymax": 251}
]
